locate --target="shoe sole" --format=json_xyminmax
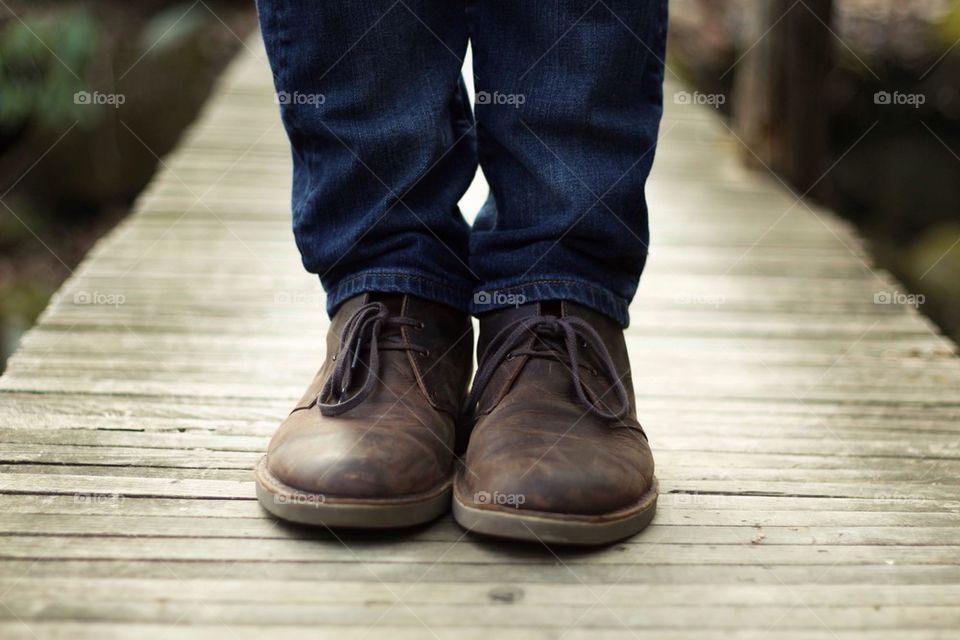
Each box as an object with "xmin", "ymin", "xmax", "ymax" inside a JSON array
[
  {"xmin": 452, "ymin": 471, "xmax": 658, "ymax": 545},
  {"xmin": 254, "ymin": 456, "xmax": 451, "ymax": 529}
]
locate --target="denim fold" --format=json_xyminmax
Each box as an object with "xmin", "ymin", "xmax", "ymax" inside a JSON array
[{"xmin": 257, "ymin": 0, "xmax": 668, "ymax": 327}]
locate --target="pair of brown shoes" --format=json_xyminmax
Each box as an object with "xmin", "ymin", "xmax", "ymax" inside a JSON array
[{"xmin": 255, "ymin": 293, "xmax": 657, "ymax": 545}]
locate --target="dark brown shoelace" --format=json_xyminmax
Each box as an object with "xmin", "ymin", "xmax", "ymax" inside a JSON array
[
  {"xmin": 317, "ymin": 302, "xmax": 426, "ymax": 416},
  {"xmin": 467, "ymin": 314, "xmax": 630, "ymax": 420}
]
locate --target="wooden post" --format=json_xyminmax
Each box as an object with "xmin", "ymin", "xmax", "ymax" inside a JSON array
[{"xmin": 733, "ymin": 0, "xmax": 834, "ymax": 195}]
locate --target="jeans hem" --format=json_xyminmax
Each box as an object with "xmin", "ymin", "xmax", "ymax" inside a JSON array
[
  {"xmin": 470, "ymin": 279, "xmax": 631, "ymax": 327},
  {"xmin": 325, "ymin": 270, "xmax": 473, "ymax": 317}
]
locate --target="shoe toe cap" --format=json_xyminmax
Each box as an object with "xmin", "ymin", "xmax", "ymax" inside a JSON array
[
  {"xmin": 266, "ymin": 409, "xmax": 450, "ymax": 499},
  {"xmin": 462, "ymin": 422, "xmax": 653, "ymax": 516}
]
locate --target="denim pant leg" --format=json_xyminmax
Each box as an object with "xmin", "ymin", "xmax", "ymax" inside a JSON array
[
  {"xmin": 467, "ymin": 1, "xmax": 669, "ymax": 327},
  {"xmin": 256, "ymin": 1, "xmax": 479, "ymax": 316}
]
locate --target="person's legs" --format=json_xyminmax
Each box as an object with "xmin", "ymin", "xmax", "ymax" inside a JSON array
[
  {"xmin": 454, "ymin": 1, "xmax": 669, "ymax": 544},
  {"xmin": 255, "ymin": 2, "xmax": 476, "ymax": 527},
  {"xmin": 467, "ymin": 0, "xmax": 668, "ymax": 327},
  {"xmin": 257, "ymin": 0, "xmax": 478, "ymax": 315},
  {"xmin": 254, "ymin": 0, "xmax": 670, "ymax": 538}
]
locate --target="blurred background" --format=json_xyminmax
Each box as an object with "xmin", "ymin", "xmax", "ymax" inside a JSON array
[{"xmin": 1, "ymin": 0, "xmax": 959, "ymax": 371}]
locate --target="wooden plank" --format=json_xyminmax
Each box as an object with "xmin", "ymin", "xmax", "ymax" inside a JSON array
[
  {"xmin": 4, "ymin": 513, "xmax": 960, "ymax": 546},
  {"xmin": 2, "ymin": 494, "xmax": 958, "ymax": 525},
  {"xmin": 2, "ymin": 558, "xmax": 958, "ymax": 586},
  {"xmin": 3, "ymin": 579, "xmax": 960, "ymax": 608},
  {"xmin": 0, "ymin": 625, "xmax": 953, "ymax": 640},
  {"xmin": 5, "ymin": 535, "xmax": 960, "ymax": 566},
  {"xmin": 1, "ymin": 600, "xmax": 959, "ymax": 630}
]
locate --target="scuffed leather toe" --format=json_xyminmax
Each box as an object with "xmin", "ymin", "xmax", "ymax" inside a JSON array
[
  {"xmin": 266, "ymin": 408, "xmax": 450, "ymax": 499},
  {"xmin": 461, "ymin": 397, "xmax": 653, "ymax": 515}
]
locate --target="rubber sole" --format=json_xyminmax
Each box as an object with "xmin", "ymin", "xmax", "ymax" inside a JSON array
[
  {"xmin": 254, "ymin": 456, "xmax": 451, "ymax": 528},
  {"xmin": 452, "ymin": 472, "xmax": 658, "ymax": 545}
]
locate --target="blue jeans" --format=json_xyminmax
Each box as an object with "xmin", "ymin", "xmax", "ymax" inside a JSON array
[{"xmin": 257, "ymin": 1, "xmax": 668, "ymax": 326}]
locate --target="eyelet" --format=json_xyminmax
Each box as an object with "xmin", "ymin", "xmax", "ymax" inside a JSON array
[
  {"xmin": 331, "ymin": 355, "xmax": 337, "ymax": 361},
  {"xmin": 420, "ymin": 349, "xmax": 430, "ymax": 357},
  {"xmin": 415, "ymin": 321, "xmax": 425, "ymax": 330},
  {"xmin": 506, "ymin": 353, "xmax": 515, "ymax": 360},
  {"xmin": 590, "ymin": 368, "xmax": 599, "ymax": 376}
]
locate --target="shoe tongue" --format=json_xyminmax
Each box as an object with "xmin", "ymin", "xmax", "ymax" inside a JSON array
[
  {"xmin": 366, "ymin": 292, "xmax": 405, "ymax": 315},
  {"xmin": 477, "ymin": 300, "xmax": 555, "ymax": 359}
]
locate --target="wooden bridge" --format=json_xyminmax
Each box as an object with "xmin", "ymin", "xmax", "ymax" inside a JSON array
[{"xmin": 2, "ymin": 39, "xmax": 960, "ymax": 639}]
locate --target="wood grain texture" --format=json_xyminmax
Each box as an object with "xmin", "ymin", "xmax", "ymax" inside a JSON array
[{"xmin": 1, "ymin": 38, "xmax": 959, "ymax": 639}]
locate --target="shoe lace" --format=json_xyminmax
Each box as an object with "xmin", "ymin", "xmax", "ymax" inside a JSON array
[
  {"xmin": 466, "ymin": 314, "xmax": 630, "ymax": 421},
  {"xmin": 317, "ymin": 301, "xmax": 426, "ymax": 416}
]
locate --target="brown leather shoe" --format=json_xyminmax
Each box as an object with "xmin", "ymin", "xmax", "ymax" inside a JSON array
[
  {"xmin": 453, "ymin": 300, "xmax": 657, "ymax": 545},
  {"xmin": 255, "ymin": 293, "xmax": 472, "ymax": 528}
]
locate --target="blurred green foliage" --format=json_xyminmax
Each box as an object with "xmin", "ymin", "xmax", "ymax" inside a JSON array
[
  {"xmin": 936, "ymin": 0, "xmax": 960, "ymax": 45},
  {"xmin": 0, "ymin": 1, "xmax": 257, "ymax": 371},
  {"xmin": 0, "ymin": 7, "xmax": 100, "ymax": 132},
  {"xmin": 140, "ymin": 2, "xmax": 209, "ymax": 52}
]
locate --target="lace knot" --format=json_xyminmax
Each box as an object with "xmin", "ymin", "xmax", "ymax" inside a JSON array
[
  {"xmin": 317, "ymin": 302, "xmax": 423, "ymax": 416},
  {"xmin": 467, "ymin": 313, "xmax": 630, "ymax": 421}
]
